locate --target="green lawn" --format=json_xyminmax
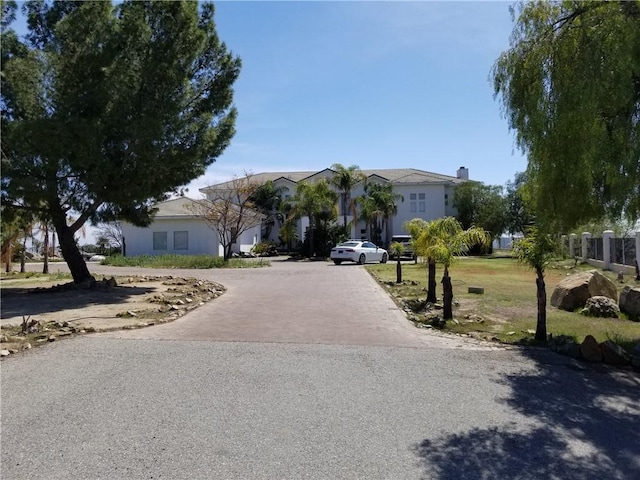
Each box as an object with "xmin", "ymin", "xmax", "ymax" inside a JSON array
[{"xmin": 367, "ymin": 257, "xmax": 640, "ymax": 352}]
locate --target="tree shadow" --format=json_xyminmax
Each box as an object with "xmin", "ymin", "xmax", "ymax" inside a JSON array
[
  {"xmin": 413, "ymin": 348, "xmax": 640, "ymax": 479},
  {"xmin": 0, "ymin": 285, "xmax": 156, "ymax": 318}
]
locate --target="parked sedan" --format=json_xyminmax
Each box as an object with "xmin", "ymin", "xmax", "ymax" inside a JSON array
[{"xmin": 330, "ymin": 241, "xmax": 388, "ymax": 265}]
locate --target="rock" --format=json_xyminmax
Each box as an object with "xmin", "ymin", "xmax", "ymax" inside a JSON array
[
  {"xmin": 580, "ymin": 335, "xmax": 603, "ymax": 362},
  {"xmin": 580, "ymin": 296, "xmax": 620, "ymax": 318},
  {"xmin": 47, "ymin": 335, "xmax": 56, "ymax": 342},
  {"xmin": 599, "ymin": 340, "xmax": 631, "ymax": 366},
  {"xmin": 619, "ymin": 286, "xmax": 640, "ymax": 321},
  {"xmin": 551, "ymin": 270, "xmax": 618, "ymax": 311},
  {"xmin": 632, "ymin": 356, "xmax": 640, "ymax": 370},
  {"xmin": 85, "ymin": 327, "xmax": 96, "ymax": 333},
  {"xmin": 0, "ymin": 335, "xmax": 7, "ymax": 343},
  {"xmin": 468, "ymin": 286, "xmax": 484, "ymax": 294},
  {"xmin": 22, "ymin": 343, "xmax": 32, "ymax": 350},
  {"xmin": 1, "ymin": 349, "xmax": 10, "ymax": 356},
  {"xmin": 557, "ymin": 343, "xmax": 581, "ymax": 359}
]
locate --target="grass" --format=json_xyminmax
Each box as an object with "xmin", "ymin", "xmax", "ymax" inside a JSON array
[
  {"xmin": 367, "ymin": 256, "xmax": 640, "ymax": 352},
  {"xmin": 101, "ymin": 254, "xmax": 270, "ymax": 269}
]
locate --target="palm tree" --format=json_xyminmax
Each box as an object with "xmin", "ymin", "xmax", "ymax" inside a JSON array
[
  {"xmin": 513, "ymin": 228, "xmax": 558, "ymax": 343},
  {"xmin": 330, "ymin": 164, "xmax": 365, "ymax": 231},
  {"xmin": 291, "ymin": 179, "xmax": 339, "ymax": 257},
  {"xmin": 389, "ymin": 242, "xmax": 405, "ymax": 283},
  {"xmin": 405, "ymin": 218, "xmax": 439, "ymax": 303},
  {"xmin": 414, "ymin": 217, "xmax": 490, "ymax": 320},
  {"xmin": 358, "ymin": 182, "xmax": 403, "ymax": 245},
  {"xmin": 250, "ymin": 180, "xmax": 287, "ymax": 241}
]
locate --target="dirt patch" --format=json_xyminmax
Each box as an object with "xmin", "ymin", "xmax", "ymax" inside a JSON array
[{"xmin": 0, "ymin": 275, "xmax": 225, "ymax": 355}]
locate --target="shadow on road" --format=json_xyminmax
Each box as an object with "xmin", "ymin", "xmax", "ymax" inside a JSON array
[{"xmin": 413, "ymin": 348, "xmax": 640, "ymax": 479}]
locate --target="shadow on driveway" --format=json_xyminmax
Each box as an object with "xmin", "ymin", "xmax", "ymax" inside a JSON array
[{"xmin": 412, "ymin": 348, "xmax": 640, "ymax": 479}]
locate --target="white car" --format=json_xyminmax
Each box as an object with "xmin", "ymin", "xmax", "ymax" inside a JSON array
[{"xmin": 330, "ymin": 241, "xmax": 388, "ymax": 265}]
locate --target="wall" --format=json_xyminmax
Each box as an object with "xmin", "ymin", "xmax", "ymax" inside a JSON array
[
  {"xmin": 391, "ymin": 184, "xmax": 447, "ymax": 236},
  {"xmin": 122, "ymin": 218, "xmax": 218, "ymax": 257}
]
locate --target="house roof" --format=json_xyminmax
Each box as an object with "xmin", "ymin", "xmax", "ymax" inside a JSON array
[
  {"xmin": 200, "ymin": 167, "xmax": 465, "ymax": 193},
  {"xmin": 153, "ymin": 197, "xmax": 198, "ymax": 218}
]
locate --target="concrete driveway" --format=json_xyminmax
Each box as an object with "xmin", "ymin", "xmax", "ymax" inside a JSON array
[{"xmin": 102, "ymin": 257, "xmax": 487, "ymax": 349}]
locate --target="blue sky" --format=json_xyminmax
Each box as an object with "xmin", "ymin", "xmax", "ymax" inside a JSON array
[{"xmin": 184, "ymin": 0, "xmax": 526, "ymax": 195}]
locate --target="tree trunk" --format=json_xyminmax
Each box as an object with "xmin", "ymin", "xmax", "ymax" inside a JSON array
[
  {"xmin": 342, "ymin": 194, "xmax": 348, "ymax": 229},
  {"xmin": 42, "ymin": 225, "xmax": 49, "ymax": 274},
  {"xmin": 535, "ymin": 268, "xmax": 547, "ymax": 343},
  {"xmin": 5, "ymin": 243, "xmax": 12, "ymax": 273},
  {"xmin": 442, "ymin": 266, "xmax": 453, "ymax": 320},
  {"xmin": 426, "ymin": 257, "xmax": 437, "ymax": 303},
  {"xmin": 52, "ymin": 216, "xmax": 93, "ymax": 284},
  {"xmin": 396, "ymin": 259, "xmax": 402, "ymax": 283},
  {"xmin": 20, "ymin": 235, "xmax": 27, "ymax": 273},
  {"xmin": 308, "ymin": 220, "xmax": 315, "ymax": 258}
]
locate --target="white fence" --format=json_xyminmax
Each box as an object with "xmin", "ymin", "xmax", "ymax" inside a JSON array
[{"xmin": 571, "ymin": 231, "xmax": 640, "ymax": 275}]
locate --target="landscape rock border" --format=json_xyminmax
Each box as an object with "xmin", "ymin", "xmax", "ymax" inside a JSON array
[{"xmin": 0, "ymin": 275, "xmax": 226, "ymax": 358}]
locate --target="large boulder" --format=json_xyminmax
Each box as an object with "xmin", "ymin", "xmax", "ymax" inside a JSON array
[
  {"xmin": 580, "ymin": 296, "xmax": 620, "ymax": 318},
  {"xmin": 580, "ymin": 335, "xmax": 603, "ymax": 362},
  {"xmin": 599, "ymin": 340, "xmax": 631, "ymax": 366},
  {"xmin": 551, "ymin": 270, "xmax": 617, "ymax": 311},
  {"xmin": 619, "ymin": 286, "xmax": 640, "ymax": 321}
]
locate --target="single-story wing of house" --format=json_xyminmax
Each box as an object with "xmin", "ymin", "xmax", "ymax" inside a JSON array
[{"xmin": 121, "ymin": 197, "xmax": 261, "ymax": 257}]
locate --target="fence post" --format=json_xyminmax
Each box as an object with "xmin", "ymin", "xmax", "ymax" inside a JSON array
[
  {"xmin": 602, "ymin": 230, "xmax": 614, "ymax": 270},
  {"xmin": 581, "ymin": 232, "xmax": 591, "ymax": 262},
  {"xmin": 569, "ymin": 234, "xmax": 577, "ymax": 258}
]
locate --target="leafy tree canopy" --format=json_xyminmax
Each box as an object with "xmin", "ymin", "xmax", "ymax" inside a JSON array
[
  {"xmin": 452, "ymin": 181, "xmax": 507, "ymax": 240},
  {"xmin": 493, "ymin": 0, "xmax": 640, "ymax": 231},
  {"xmin": 1, "ymin": 0, "xmax": 241, "ymax": 282}
]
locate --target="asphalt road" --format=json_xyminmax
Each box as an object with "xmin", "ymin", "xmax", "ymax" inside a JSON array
[{"xmin": 1, "ymin": 259, "xmax": 639, "ymax": 479}]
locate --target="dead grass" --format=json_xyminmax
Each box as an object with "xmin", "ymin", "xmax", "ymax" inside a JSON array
[{"xmin": 367, "ymin": 257, "xmax": 640, "ymax": 352}]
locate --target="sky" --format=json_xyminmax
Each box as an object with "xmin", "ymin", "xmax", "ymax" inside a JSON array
[
  {"xmin": 183, "ymin": 0, "xmax": 527, "ymax": 196},
  {"xmin": 11, "ymin": 0, "xmax": 527, "ymax": 243}
]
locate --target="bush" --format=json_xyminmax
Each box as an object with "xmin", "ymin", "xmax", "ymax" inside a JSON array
[
  {"xmin": 251, "ymin": 241, "xmax": 278, "ymax": 256},
  {"xmin": 101, "ymin": 254, "xmax": 270, "ymax": 269}
]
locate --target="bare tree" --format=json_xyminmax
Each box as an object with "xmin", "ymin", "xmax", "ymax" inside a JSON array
[
  {"xmin": 189, "ymin": 175, "xmax": 264, "ymax": 261},
  {"xmin": 96, "ymin": 222, "xmax": 123, "ymax": 250}
]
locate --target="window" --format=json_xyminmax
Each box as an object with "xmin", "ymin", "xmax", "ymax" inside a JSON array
[
  {"xmin": 174, "ymin": 231, "xmax": 188, "ymax": 250},
  {"xmin": 419, "ymin": 202, "xmax": 426, "ymax": 212},
  {"xmin": 445, "ymin": 193, "xmax": 449, "ymax": 206},
  {"xmin": 410, "ymin": 202, "xmax": 417, "ymax": 213},
  {"xmin": 418, "ymin": 193, "xmax": 425, "ymax": 200},
  {"xmin": 409, "ymin": 193, "xmax": 417, "ymax": 200},
  {"xmin": 153, "ymin": 232, "xmax": 167, "ymax": 250}
]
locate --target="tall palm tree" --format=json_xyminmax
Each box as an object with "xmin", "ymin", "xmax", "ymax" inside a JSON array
[
  {"xmin": 291, "ymin": 179, "xmax": 339, "ymax": 257},
  {"xmin": 330, "ymin": 164, "xmax": 365, "ymax": 231},
  {"xmin": 414, "ymin": 217, "xmax": 490, "ymax": 319},
  {"xmin": 250, "ymin": 180, "xmax": 286, "ymax": 241},
  {"xmin": 358, "ymin": 182, "xmax": 402, "ymax": 245}
]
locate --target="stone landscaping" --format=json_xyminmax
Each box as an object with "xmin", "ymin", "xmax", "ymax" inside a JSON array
[{"xmin": 0, "ymin": 275, "xmax": 226, "ymax": 358}]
